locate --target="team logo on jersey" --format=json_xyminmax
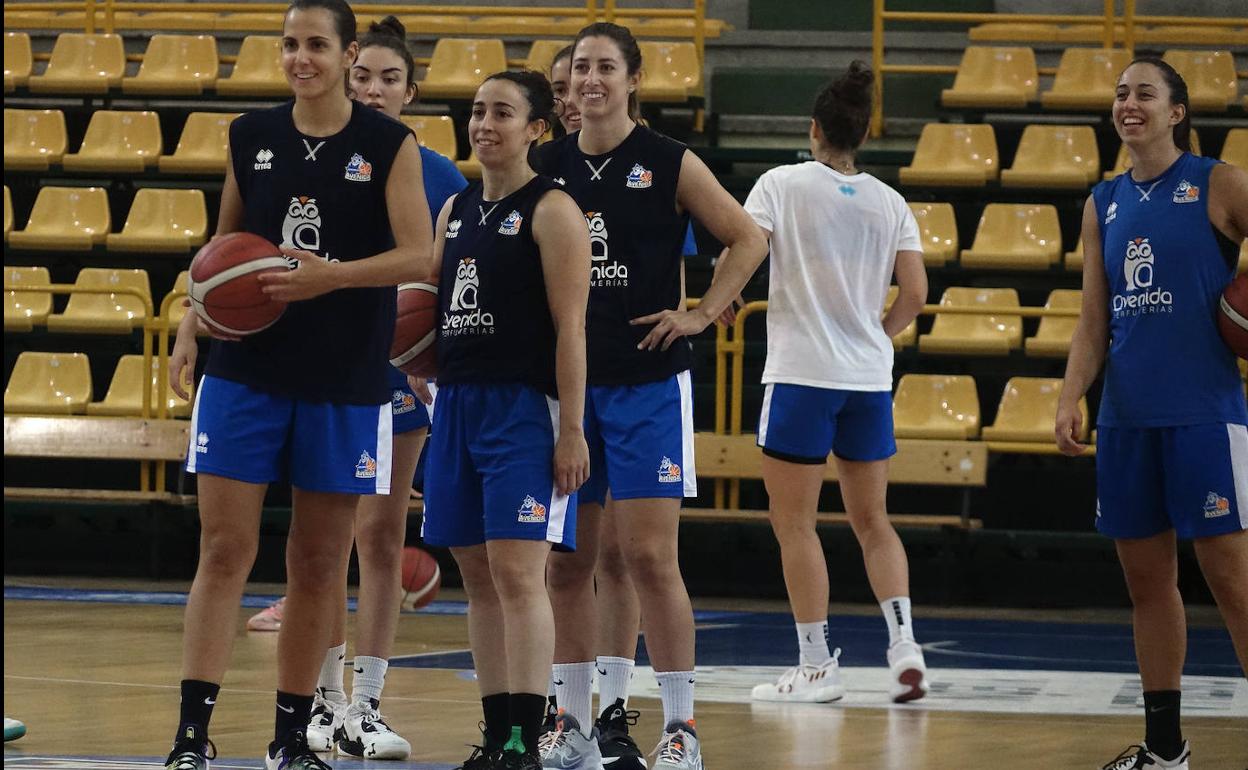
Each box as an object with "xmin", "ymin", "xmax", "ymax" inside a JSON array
[
  {"xmin": 254, "ymin": 149, "xmax": 274, "ymax": 171},
  {"xmin": 585, "ymin": 211, "xmax": 627, "ymax": 287},
  {"xmin": 1172, "ymin": 180, "xmax": 1200, "ymax": 204},
  {"xmin": 344, "ymin": 153, "xmax": 373, "ymax": 182},
  {"xmin": 355, "ymin": 451, "xmax": 377, "ymax": 479},
  {"xmin": 625, "ymin": 163, "xmax": 653, "ymax": 189},
  {"xmin": 446, "ymin": 219, "xmax": 462, "ymax": 239},
  {"xmin": 517, "ymin": 495, "xmax": 548, "ymax": 523},
  {"xmin": 392, "ymin": 389, "xmax": 417, "ymax": 415},
  {"xmin": 1112, "ymin": 236, "xmax": 1173, "ymax": 318},
  {"xmin": 554, "ymin": 177, "xmax": 566, "ymax": 186},
  {"xmin": 838, "ymin": 184, "xmax": 856, "ymax": 197},
  {"xmin": 1123, "ymin": 237, "xmax": 1154, "ymax": 291},
  {"xmin": 1203, "ymin": 492, "xmax": 1231, "ymax": 519},
  {"xmin": 658, "ymin": 456, "xmax": 682, "ymax": 483},
  {"xmin": 196, "ymin": 432, "xmax": 209, "ymax": 454},
  {"xmin": 443, "ymin": 257, "xmax": 495, "ymax": 336},
  {"xmin": 1104, "ymin": 201, "xmax": 1117, "ymax": 224},
  {"xmin": 498, "ymin": 210, "xmax": 523, "ymax": 236},
  {"xmin": 281, "ymin": 196, "xmax": 322, "ymax": 254}
]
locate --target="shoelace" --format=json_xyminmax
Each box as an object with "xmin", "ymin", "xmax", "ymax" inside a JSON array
[
  {"xmin": 537, "ymin": 724, "xmax": 568, "ymax": 755},
  {"xmin": 354, "ymin": 703, "xmax": 397, "ymax": 734},
  {"xmin": 1102, "ymin": 745, "xmax": 1146, "ymax": 770},
  {"xmin": 776, "ymin": 648, "xmax": 842, "ymax": 691},
  {"xmin": 166, "ymin": 738, "xmax": 217, "ymax": 768},
  {"xmin": 455, "ymin": 744, "xmax": 494, "ymax": 770},
  {"xmin": 650, "ymin": 730, "xmax": 690, "ymax": 764}
]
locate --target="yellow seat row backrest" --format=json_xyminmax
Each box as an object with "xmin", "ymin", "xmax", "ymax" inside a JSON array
[{"xmin": 8, "ymin": 187, "xmax": 208, "ymax": 254}]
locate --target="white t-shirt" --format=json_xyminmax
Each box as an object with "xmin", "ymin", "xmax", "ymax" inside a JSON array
[{"xmin": 744, "ymin": 161, "xmax": 922, "ymax": 391}]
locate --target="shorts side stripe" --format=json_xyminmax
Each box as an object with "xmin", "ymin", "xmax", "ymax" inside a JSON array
[
  {"xmin": 546, "ymin": 395, "xmax": 569, "ymax": 544},
  {"xmin": 678, "ymin": 370, "xmax": 697, "ymax": 497},
  {"xmin": 186, "ymin": 377, "xmax": 204, "ymax": 473},
  {"xmin": 758, "ymin": 384, "xmax": 774, "ymax": 447},
  {"xmin": 1227, "ymin": 423, "xmax": 1248, "ymax": 530},
  {"xmin": 375, "ymin": 403, "xmax": 393, "ymax": 495}
]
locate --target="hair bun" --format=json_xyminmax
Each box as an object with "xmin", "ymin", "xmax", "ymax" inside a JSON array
[{"xmin": 370, "ymin": 14, "xmax": 406, "ymax": 40}]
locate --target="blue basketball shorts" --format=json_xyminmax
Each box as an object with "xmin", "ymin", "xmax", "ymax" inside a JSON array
[
  {"xmin": 386, "ymin": 366, "xmax": 432, "ymax": 435},
  {"xmin": 420, "ymin": 382, "xmax": 576, "ymax": 549},
  {"xmin": 1096, "ymin": 423, "xmax": 1248, "ymax": 540},
  {"xmin": 187, "ymin": 375, "xmax": 393, "ymax": 494},
  {"xmin": 579, "ymin": 370, "xmax": 697, "ymax": 507},
  {"xmin": 757, "ymin": 383, "xmax": 896, "ymax": 464}
]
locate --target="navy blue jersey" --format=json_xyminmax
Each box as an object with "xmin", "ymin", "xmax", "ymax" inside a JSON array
[
  {"xmin": 533, "ymin": 125, "xmax": 691, "ymax": 385},
  {"xmin": 207, "ymin": 101, "xmax": 411, "ymax": 405},
  {"xmin": 435, "ymin": 175, "xmax": 562, "ymax": 395},
  {"xmin": 1092, "ymin": 152, "xmax": 1247, "ymax": 427}
]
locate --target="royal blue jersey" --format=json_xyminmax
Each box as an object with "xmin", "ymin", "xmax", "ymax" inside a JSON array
[
  {"xmin": 1092, "ymin": 152, "xmax": 1247, "ymax": 427},
  {"xmin": 435, "ymin": 175, "xmax": 563, "ymax": 395},
  {"xmin": 533, "ymin": 125, "xmax": 692, "ymax": 385},
  {"xmin": 207, "ymin": 101, "xmax": 411, "ymax": 405}
]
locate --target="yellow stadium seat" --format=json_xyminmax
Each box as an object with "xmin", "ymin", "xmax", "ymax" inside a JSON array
[
  {"xmin": 106, "ymin": 189, "xmax": 208, "ymax": 253},
  {"xmin": 3, "ymin": 186, "xmax": 11, "ymax": 242},
  {"xmin": 1140, "ymin": 26, "xmax": 1248, "ymax": 47},
  {"xmin": 123, "ymin": 35, "xmax": 219, "ymax": 96},
  {"xmin": 28, "ymin": 33, "xmax": 125, "ymax": 95},
  {"xmin": 638, "ymin": 41, "xmax": 701, "ymax": 102},
  {"xmin": 159, "ymin": 112, "xmax": 240, "ymax": 175},
  {"xmin": 982, "ymin": 377, "xmax": 1088, "ymax": 443},
  {"xmin": 4, "ymin": 266, "xmax": 52, "ymax": 332},
  {"xmin": 1105, "ymin": 130, "xmax": 1202, "ymax": 179},
  {"xmin": 960, "ymin": 204, "xmax": 1062, "ymax": 270},
  {"xmin": 1055, "ymin": 24, "xmax": 1126, "ymax": 44},
  {"xmin": 1065, "ymin": 236, "xmax": 1084, "ymax": 272},
  {"xmin": 1001, "ymin": 125, "xmax": 1100, "ymax": 188},
  {"xmin": 88, "ymin": 354, "xmax": 191, "ymax": 418},
  {"xmin": 885, "ymin": 286, "xmax": 917, "ymax": 350},
  {"xmin": 110, "ymin": 10, "xmax": 218, "ymax": 32},
  {"xmin": 62, "ymin": 111, "xmax": 162, "ymax": 173},
  {"xmin": 4, "ymin": 352, "xmax": 92, "ymax": 415},
  {"xmin": 8, "ymin": 187, "xmax": 110, "ymax": 251},
  {"xmin": 920, "ymin": 287, "xmax": 1022, "ymax": 356},
  {"xmin": 899, "ymin": 124, "xmax": 998, "ymax": 187},
  {"xmin": 525, "ymin": 40, "xmax": 571, "ymax": 75},
  {"xmin": 1163, "ymin": 50, "xmax": 1237, "ymax": 112},
  {"xmin": 893, "ymin": 374, "xmax": 981, "ymax": 440},
  {"xmin": 1222, "ymin": 128, "xmax": 1248, "ymax": 169},
  {"xmin": 45, "ymin": 268, "xmax": 151, "ymax": 334},
  {"xmin": 1025, "ymin": 290, "xmax": 1082, "ymax": 358},
  {"xmin": 907, "ymin": 203, "xmax": 958, "ymax": 266},
  {"xmin": 400, "ymin": 115, "xmax": 459, "ymax": 160},
  {"xmin": 163, "ymin": 270, "xmax": 191, "ymax": 330},
  {"xmin": 5, "ymin": 32, "xmax": 33, "ymax": 91},
  {"xmin": 1041, "ymin": 48, "xmax": 1132, "ymax": 110},
  {"xmin": 1240, "ymin": 240, "xmax": 1248, "ymax": 274},
  {"xmin": 419, "ymin": 39, "xmax": 507, "ymax": 100},
  {"xmin": 968, "ymin": 23, "xmax": 1057, "ymax": 43},
  {"xmin": 4, "ymin": 109, "xmax": 68, "ymax": 171},
  {"xmin": 941, "ymin": 47, "xmax": 1038, "ymax": 108},
  {"xmin": 216, "ymin": 36, "xmax": 290, "ymax": 97},
  {"xmin": 4, "ymin": 10, "xmax": 86, "ymax": 30}
]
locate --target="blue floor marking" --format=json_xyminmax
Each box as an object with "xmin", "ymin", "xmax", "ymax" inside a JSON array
[{"xmin": 1, "ymin": 753, "xmax": 455, "ymax": 770}]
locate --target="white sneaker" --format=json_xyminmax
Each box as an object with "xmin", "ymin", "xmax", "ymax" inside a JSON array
[
  {"xmin": 751, "ymin": 650, "xmax": 845, "ymax": 703},
  {"xmin": 650, "ymin": 721, "xmax": 703, "ymax": 770},
  {"xmin": 1101, "ymin": 742, "xmax": 1190, "ymax": 769},
  {"xmin": 335, "ymin": 698, "xmax": 411, "ymax": 760},
  {"xmin": 539, "ymin": 712, "xmax": 604, "ymax": 769},
  {"xmin": 306, "ymin": 688, "xmax": 346, "ymax": 753},
  {"xmin": 886, "ymin": 640, "xmax": 929, "ymax": 703}
]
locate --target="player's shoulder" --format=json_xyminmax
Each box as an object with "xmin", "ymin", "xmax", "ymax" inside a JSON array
[
  {"xmin": 533, "ymin": 132, "xmax": 576, "ymax": 167},
  {"xmin": 231, "ymin": 101, "xmax": 291, "ymax": 136},
  {"xmin": 634, "ymin": 124, "xmax": 687, "ymax": 159}
]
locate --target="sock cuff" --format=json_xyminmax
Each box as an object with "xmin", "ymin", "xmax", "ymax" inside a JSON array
[
  {"xmin": 596, "ymin": 656, "xmax": 635, "ymax": 667},
  {"xmin": 354, "ymin": 655, "xmax": 389, "ymax": 674},
  {"xmin": 654, "ymin": 669, "xmax": 696, "ymax": 680},
  {"xmin": 552, "ymin": 660, "xmax": 597, "ymax": 672}
]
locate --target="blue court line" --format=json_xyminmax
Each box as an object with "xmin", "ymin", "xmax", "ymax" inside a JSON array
[{"xmin": 2, "ymin": 753, "xmax": 455, "ymax": 770}]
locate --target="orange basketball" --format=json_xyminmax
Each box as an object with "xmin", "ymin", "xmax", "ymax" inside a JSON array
[
  {"xmin": 1218, "ymin": 273, "xmax": 1248, "ymax": 360},
  {"xmin": 390, "ymin": 282, "xmax": 438, "ymax": 377},
  {"xmin": 400, "ymin": 547, "xmax": 441, "ymax": 611},
  {"xmin": 188, "ymin": 232, "xmax": 289, "ymax": 336}
]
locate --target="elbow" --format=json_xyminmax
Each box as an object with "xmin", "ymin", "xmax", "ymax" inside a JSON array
[{"xmin": 901, "ymin": 282, "xmax": 927, "ymax": 309}]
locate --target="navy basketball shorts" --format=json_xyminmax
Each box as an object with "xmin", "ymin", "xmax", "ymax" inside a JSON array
[
  {"xmin": 1096, "ymin": 423, "xmax": 1248, "ymax": 540},
  {"xmin": 187, "ymin": 375, "xmax": 393, "ymax": 494},
  {"xmin": 579, "ymin": 370, "xmax": 697, "ymax": 507},
  {"xmin": 420, "ymin": 382, "xmax": 576, "ymax": 550},
  {"xmin": 387, "ymin": 366, "xmax": 431, "ymax": 435},
  {"xmin": 757, "ymin": 383, "xmax": 897, "ymax": 464}
]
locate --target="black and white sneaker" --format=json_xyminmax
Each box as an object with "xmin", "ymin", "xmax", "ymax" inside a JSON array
[
  {"xmin": 595, "ymin": 699, "xmax": 646, "ymax": 770},
  {"xmin": 165, "ymin": 726, "xmax": 216, "ymax": 770},
  {"xmin": 265, "ymin": 730, "xmax": 334, "ymax": 770},
  {"xmin": 1101, "ymin": 742, "xmax": 1190, "ymax": 770},
  {"xmin": 335, "ymin": 698, "xmax": 410, "ymax": 759}
]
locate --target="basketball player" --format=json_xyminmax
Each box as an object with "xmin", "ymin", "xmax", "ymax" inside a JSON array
[
  {"xmin": 734, "ymin": 62, "xmax": 930, "ymax": 706},
  {"xmin": 1056, "ymin": 57, "xmax": 1248, "ymax": 770},
  {"xmin": 418, "ymin": 71, "xmax": 590, "ymax": 770},
  {"xmin": 534, "ymin": 22, "xmax": 768, "ymax": 770},
  {"xmin": 164, "ymin": 3, "xmax": 432, "ymax": 770}
]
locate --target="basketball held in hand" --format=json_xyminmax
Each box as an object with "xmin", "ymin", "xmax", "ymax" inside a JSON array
[
  {"xmin": 188, "ymin": 232, "xmax": 289, "ymax": 336},
  {"xmin": 1218, "ymin": 272, "xmax": 1248, "ymax": 360}
]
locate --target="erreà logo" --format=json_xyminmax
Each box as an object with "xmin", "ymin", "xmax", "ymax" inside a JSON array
[
  {"xmin": 585, "ymin": 211, "xmax": 627, "ymax": 287},
  {"xmin": 254, "ymin": 149, "xmax": 273, "ymax": 171},
  {"xmin": 1104, "ymin": 201, "xmax": 1117, "ymax": 224},
  {"xmin": 196, "ymin": 432, "xmax": 209, "ymax": 454},
  {"xmin": 443, "ymin": 257, "xmax": 495, "ymax": 335},
  {"xmin": 446, "ymin": 219, "xmax": 462, "ymax": 239}
]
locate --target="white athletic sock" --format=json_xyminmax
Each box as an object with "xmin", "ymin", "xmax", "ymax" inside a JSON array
[
  {"xmin": 880, "ymin": 596, "xmax": 915, "ymax": 647},
  {"xmin": 654, "ymin": 670, "xmax": 695, "ymax": 727},
  {"xmin": 350, "ymin": 655, "xmax": 388, "ymax": 705},
  {"xmin": 319, "ymin": 643, "xmax": 347, "ymax": 698},
  {"xmin": 795, "ymin": 620, "xmax": 831, "ymax": 666},
  {"xmin": 552, "ymin": 661, "xmax": 595, "ymax": 731},
  {"xmin": 596, "ymin": 656, "xmax": 635, "ymax": 714}
]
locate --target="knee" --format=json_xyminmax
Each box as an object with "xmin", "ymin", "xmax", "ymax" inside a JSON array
[
  {"xmin": 490, "ymin": 560, "xmax": 546, "ymax": 603},
  {"xmin": 768, "ymin": 513, "xmax": 818, "ymax": 547},
  {"xmin": 197, "ymin": 527, "xmax": 258, "ymax": 579},
  {"xmin": 286, "ymin": 538, "xmax": 350, "ymax": 588},
  {"xmin": 846, "ymin": 508, "xmax": 892, "ymax": 543},
  {"xmin": 547, "ymin": 549, "xmax": 597, "ymax": 594},
  {"xmin": 354, "ymin": 521, "xmax": 401, "ymax": 573},
  {"xmin": 596, "ymin": 544, "xmax": 631, "ymax": 584},
  {"xmin": 624, "ymin": 543, "xmax": 680, "ymax": 589},
  {"xmin": 1122, "ymin": 567, "xmax": 1179, "ymax": 605}
]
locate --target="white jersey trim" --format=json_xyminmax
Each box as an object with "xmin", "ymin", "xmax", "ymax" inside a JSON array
[
  {"xmin": 186, "ymin": 377, "xmax": 204, "ymax": 474},
  {"xmin": 677, "ymin": 370, "xmax": 698, "ymax": 497},
  {"xmin": 1227, "ymin": 423, "xmax": 1248, "ymax": 531},
  {"xmin": 373, "ymin": 404, "xmax": 393, "ymax": 495},
  {"xmin": 546, "ymin": 395, "xmax": 571, "ymax": 544},
  {"xmin": 758, "ymin": 383, "xmax": 774, "ymax": 447}
]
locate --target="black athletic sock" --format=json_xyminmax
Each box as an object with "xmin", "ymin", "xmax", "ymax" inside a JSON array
[
  {"xmin": 509, "ymin": 693, "xmax": 547, "ymax": 756},
  {"xmin": 176, "ymin": 679, "xmax": 220, "ymax": 748},
  {"xmin": 274, "ymin": 691, "xmax": 315, "ymax": 748},
  {"xmin": 482, "ymin": 692, "xmax": 511, "ymax": 752},
  {"xmin": 1143, "ymin": 689, "xmax": 1183, "ymax": 761}
]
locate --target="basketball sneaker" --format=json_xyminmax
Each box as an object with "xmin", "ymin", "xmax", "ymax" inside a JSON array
[
  {"xmin": 306, "ymin": 688, "xmax": 346, "ymax": 753},
  {"xmin": 165, "ymin": 726, "xmax": 215, "ymax": 770},
  {"xmin": 538, "ymin": 712, "xmax": 603, "ymax": 769},
  {"xmin": 454, "ymin": 724, "xmax": 501, "ymax": 770},
  {"xmin": 335, "ymin": 698, "xmax": 411, "ymax": 760},
  {"xmin": 886, "ymin": 640, "xmax": 929, "ymax": 703},
  {"xmin": 264, "ymin": 731, "xmax": 331, "ymax": 770},
  {"xmin": 1101, "ymin": 742, "xmax": 1190, "ymax": 770},
  {"xmin": 247, "ymin": 597, "xmax": 285, "ymax": 632},
  {"xmin": 499, "ymin": 751, "xmax": 543, "ymax": 770},
  {"xmin": 750, "ymin": 650, "xmax": 845, "ymax": 703},
  {"xmin": 3, "ymin": 717, "xmax": 27, "ymax": 743},
  {"xmin": 595, "ymin": 699, "xmax": 646, "ymax": 770},
  {"xmin": 650, "ymin": 721, "xmax": 703, "ymax": 770}
]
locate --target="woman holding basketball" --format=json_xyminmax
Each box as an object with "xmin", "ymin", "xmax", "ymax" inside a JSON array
[
  {"xmin": 165, "ymin": 2, "xmax": 432, "ymax": 770},
  {"xmin": 533, "ymin": 22, "xmax": 768, "ymax": 770},
  {"xmin": 417, "ymin": 70, "xmax": 590, "ymax": 770},
  {"xmin": 1056, "ymin": 57, "xmax": 1248, "ymax": 770}
]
